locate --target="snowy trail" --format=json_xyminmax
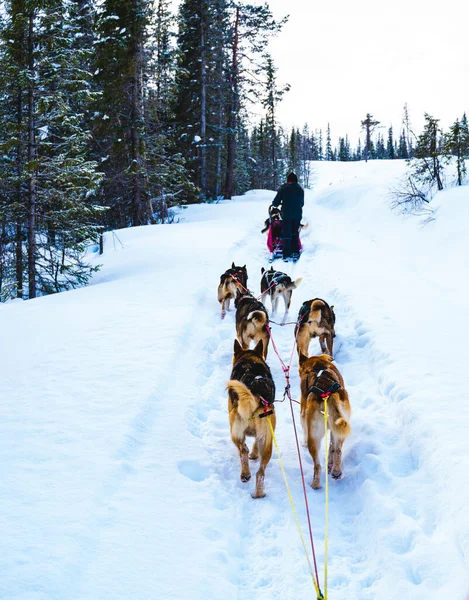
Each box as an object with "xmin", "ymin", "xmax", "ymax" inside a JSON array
[{"xmin": 2, "ymin": 162, "xmax": 469, "ymax": 600}]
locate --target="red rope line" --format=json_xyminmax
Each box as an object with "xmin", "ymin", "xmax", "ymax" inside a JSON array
[{"xmin": 265, "ymin": 321, "xmax": 322, "ymax": 590}]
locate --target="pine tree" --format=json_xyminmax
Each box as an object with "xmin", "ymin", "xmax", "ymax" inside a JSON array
[
  {"xmin": 445, "ymin": 118, "xmax": 467, "ymax": 186},
  {"xmin": 223, "ymin": 4, "xmax": 285, "ymax": 198},
  {"xmin": 387, "ymin": 126, "xmax": 395, "ymax": 159},
  {"xmin": 0, "ymin": 0, "xmax": 104, "ymax": 299},
  {"xmin": 261, "ymin": 53, "xmax": 288, "ymax": 190},
  {"xmin": 460, "ymin": 113, "xmax": 469, "ymax": 159},
  {"xmin": 398, "ymin": 130, "xmax": 408, "ymax": 159},
  {"xmin": 361, "ymin": 113, "xmax": 380, "ymax": 162},
  {"xmin": 93, "ymin": 0, "xmax": 150, "ymax": 226},
  {"xmin": 412, "ymin": 113, "xmax": 444, "ymax": 191},
  {"xmin": 402, "ymin": 102, "xmax": 413, "ymax": 158},
  {"xmin": 325, "ymin": 123, "xmax": 333, "ymax": 161}
]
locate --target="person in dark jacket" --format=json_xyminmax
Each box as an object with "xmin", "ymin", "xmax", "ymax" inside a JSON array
[{"xmin": 271, "ymin": 172, "xmax": 304, "ymax": 261}]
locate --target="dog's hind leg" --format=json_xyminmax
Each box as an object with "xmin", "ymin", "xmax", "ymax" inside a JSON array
[
  {"xmin": 221, "ymin": 299, "xmax": 226, "ymax": 319},
  {"xmin": 249, "ymin": 440, "xmax": 259, "ymax": 460},
  {"xmin": 252, "ymin": 433, "xmax": 273, "ymax": 499},
  {"xmin": 232, "ymin": 437, "xmax": 251, "ymax": 482},
  {"xmin": 296, "ymin": 328, "xmax": 311, "ymax": 357},
  {"xmin": 226, "ymin": 298, "xmax": 231, "ymax": 312},
  {"xmin": 319, "ymin": 332, "xmax": 333, "ymax": 358},
  {"xmin": 272, "ymin": 295, "xmax": 279, "ymax": 315},
  {"xmin": 328, "ymin": 434, "xmax": 344, "ymax": 480},
  {"xmin": 308, "ymin": 419, "xmax": 325, "ymax": 489}
]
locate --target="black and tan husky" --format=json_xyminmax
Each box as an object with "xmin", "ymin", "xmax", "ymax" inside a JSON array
[
  {"xmin": 217, "ymin": 263, "xmax": 248, "ymax": 319},
  {"xmin": 296, "ymin": 298, "xmax": 336, "ymax": 358},
  {"xmin": 227, "ymin": 340, "xmax": 276, "ymax": 498},
  {"xmin": 235, "ymin": 291, "xmax": 270, "ymax": 358},
  {"xmin": 299, "ymin": 353, "xmax": 351, "ymax": 489},
  {"xmin": 260, "ymin": 267, "xmax": 302, "ymax": 315}
]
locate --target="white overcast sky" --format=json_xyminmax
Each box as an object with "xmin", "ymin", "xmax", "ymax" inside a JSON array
[{"xmin": 264, "ymin": 0, "xmax": 469, "ymax": 144}]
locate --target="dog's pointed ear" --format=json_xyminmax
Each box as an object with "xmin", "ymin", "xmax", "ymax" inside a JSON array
[
  {"xmin": 231, "ymin": 261, "xmax": 235, "ymax": 269},
  {"xmin": 242, "ymin": 265, "xmax": 246, "ymax": 270},
  {"xmin": 234, "ymin": 339, "xmax": 243, "ymax": 358},
  {"xmin": 261, "ymin": 267, "xmax": 265, "ymax": 274},
  {"xmin": 299, "ymin": 352, "xmax": 308, "ymax": 365},
  {"xmin": 254, "ymin": 340, "xmax": 264, "ymax": 356},
  {"xmin": 270, "ymin": 266, "xmax": 274, "ymax": 272}
]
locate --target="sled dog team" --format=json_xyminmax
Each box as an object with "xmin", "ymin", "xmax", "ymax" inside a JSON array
[{"xmin": 218, "ymin": 263, "xmax": 351, "ymax": 498}]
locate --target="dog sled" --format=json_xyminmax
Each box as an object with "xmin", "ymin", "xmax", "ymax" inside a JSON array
[{"xmin": 266, "ymin": 219, "xmax": 303, "ymax": 263}]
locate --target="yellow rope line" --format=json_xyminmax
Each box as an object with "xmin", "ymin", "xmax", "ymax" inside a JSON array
[
  {"xmin": 323, "ymin": 397, "xmax": 329, "ymax": 600},
  {"xmin": 267, "ymin": 416, "xmax": 323, "ymax": 599}
]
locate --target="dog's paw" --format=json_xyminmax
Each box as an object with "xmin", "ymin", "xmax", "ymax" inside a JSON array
[
  {"xmin": 331, "ymin": 470, "xmax": 342, "ymax": 480},
  {"xmin": 311, "ymin": 480, "xmax": 321, "ymax": 490},
  {"xmin": 249, "ymin": 452, "xmax": 259, "ymax": 460},
  {"xmin": 241, "ymin": 473, "xmax": 251, "ymax": 482},
  {"xmin": 252, "ymin": 491, "xmax": 266, "ymax": 499}
]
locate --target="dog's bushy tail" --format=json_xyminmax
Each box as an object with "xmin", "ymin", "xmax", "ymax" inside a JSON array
[
  {"xmin": 327, "ymin": 394, "xmax": 351, "ymax": 438},
  {"xmin": 310, "ymin": 299, "xmax": 325, "ymax": 323},
  {"xmin": 288, "ymin": 277, "xmax": 303, "ymax": 290},
  {"xmin": 226, "ymin": 380, "xmax": 258, "ymax": 420},
  {"xmin": 247, "ymin": 310, "xmax": 267, "ymax": 326}
]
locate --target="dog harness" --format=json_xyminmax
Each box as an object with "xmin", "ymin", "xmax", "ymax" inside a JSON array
[
  {"xmin": 306, "ymin": 369, "xmax": 341, "ymax": 399},
  {"xmin": 263, "ymin": 269, "xmax": 289, "ymax": 289}
]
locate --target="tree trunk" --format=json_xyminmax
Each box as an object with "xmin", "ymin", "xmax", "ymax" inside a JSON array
[
  {"xmin": 224, "ymin": 7, "xmax": 239, "ymax": 200},
  {"xmin": 131, "ymin": 0, "xmax": 142, "ymax": 226},
  {"xmin": 15, "ymin": 84, "xmax": 24, "ymax": 298},
  {"xmin": 27, "ymin": 12, "xmax": 36, "ymax": 299},
  {"xmin": 200, "ymin": 6, "xmax": 207, "ymax": 195},
  {"xmin": 365, "ymin": 124, "xmax": 370, "ymax": 162}
]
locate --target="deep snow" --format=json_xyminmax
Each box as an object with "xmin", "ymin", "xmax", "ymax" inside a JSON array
[{"xmin": 1, "ymin": 160, "xmax": 469, "ymax": 600}]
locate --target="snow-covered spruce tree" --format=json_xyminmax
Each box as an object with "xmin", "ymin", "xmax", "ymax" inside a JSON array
[
  {"xmin": 0, "ymin": 0, "xmax": 28, "ymax": 299},
  {"xmin": 143, "ymin": 0, "xmax": 197, "ymax": 221},
  {"xmin": 286, "ymin": 127, "xmax": 302, "ymax": 181},
  {"xmin": 461, "ymin": 113, "xmax": 469, "ymax": 158},
  {"xmin": 0, "ymin": 0, "xmax": 103, "ymax": 299},
  {"xmin": 31, "ymin": 0, "xmax": 104, "ymax": 295},
  {"xmin": 317, "ymin": 129, "xmax": 323, "ymax": 161},
  {"xmin": 301, "ymin": 124, "xmax": 313, "ymax": 187},
  {"xmin": 398, "ymin": 130, "xmax": 409, "ymax": 158},
  {"xmin": 325, "ymin": 123, "xmax": 333, "ymax": 161},
  {"xmin": 444, "ymin": 118, "xmax": 467, "ymax": 186},
  {"xmin": 93, "ymin": 0, "xmax": 149, "ymax": 227},
  {"xmin": 412, "ymin": 113, "xmax": 444, "ymax": 192},
  {"xmin": 223, "ymin": 4, "xmax": 286, "ymax": 199},
  {"xmin": 402, "ymin": 102, "xmax": 413, "ymax": 158},
  {"xmin": 174, "ymin": 0, "xmax": 230, "ymax": 200},
  {"xmin": 261, "ymin": 53, "xmax": 289, "ymax": 190},
  {"xmin": 338, "ymin": 136, "xmax": 351, "ymax": 161},
  {"xmin": 248, "ymin": 120, "xmax": 271, "ymax": 189},
  {"xmin": 387, "ymin": 126, "xmax": 395, "ymax": 159}
]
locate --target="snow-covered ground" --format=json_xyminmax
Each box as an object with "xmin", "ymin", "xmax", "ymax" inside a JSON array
[{"xmin": 2, "ymin": 160, "xmax": 469, "ymax": 599}]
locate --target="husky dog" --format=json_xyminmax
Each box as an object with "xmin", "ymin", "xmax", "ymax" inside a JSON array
[
  {"xmin": 299, "ymin": 353, "xmax": 351, "ymax": 489},
  {"xmin": 227, "ymin": 340, "xmax": 276, "ymax": 498},
  {"xmin": 217, "ymin": 263, "xmax": 248, "ymax": 319},
  {"xmin": 296, "ymin": 298, "xmax": 336, "ymax": 358},
  {"xmin": 235, "ymin": 291, "xmax": 270, "ymax": 359},
  {"xmin": 260, "ymin": 267, "xmax": 302, "ymax": 315},
  {"xmin": 261, "ymin": 205, "xmax": 282, "ymax": 234}
]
